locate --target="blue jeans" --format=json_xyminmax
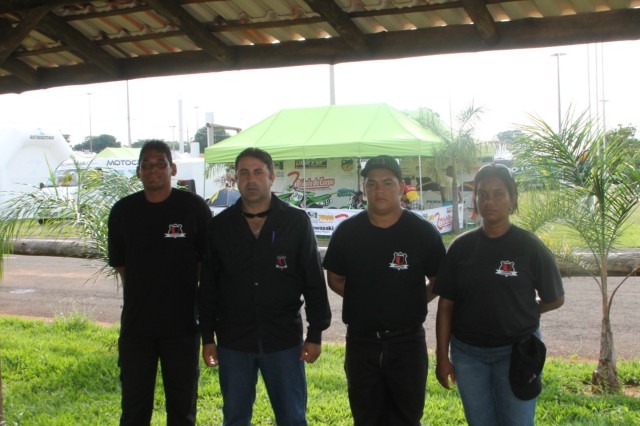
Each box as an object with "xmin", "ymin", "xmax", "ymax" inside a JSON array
[
  {"xmin": 450, "ymin": 335, "xmax": 539, "ymax": 426},
  {"xmin": 217, "ymin": 343, "xmax": 308, "ymax": 426}
]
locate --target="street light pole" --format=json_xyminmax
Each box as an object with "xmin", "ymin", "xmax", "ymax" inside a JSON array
[
  {"xmin": 87, "ymin": 92, "xmax": 93, "ymax": 153},
  {"xmin": 551, "ymin": 53, "xmax": 566, "ymax": 133},
  {"xmin": 600, "ymin": 99, "xmax": 609, "ymax": 153}
]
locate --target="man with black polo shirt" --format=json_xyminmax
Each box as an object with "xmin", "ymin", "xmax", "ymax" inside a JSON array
[
  {"xmin": 108, "ymin": 140, "xmax": 211, "ymax": 425},
  {"xmin": 323, "ymin": 155, "xmax": 446, "ymax": 425}
]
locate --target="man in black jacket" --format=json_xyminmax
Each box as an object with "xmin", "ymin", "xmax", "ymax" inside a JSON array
[{"xmin": 198, "ymin": 148, "xmax": 331, "ymax": 426}]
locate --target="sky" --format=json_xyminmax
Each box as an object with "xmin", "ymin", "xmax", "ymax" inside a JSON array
[{"xmin": 1, "ymin": 39, "xmax": 639, "ymax": 147}]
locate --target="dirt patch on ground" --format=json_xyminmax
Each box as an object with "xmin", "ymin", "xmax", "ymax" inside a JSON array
[{"xmin": 2, "ymin": 255, "xmax": 640, "ymax": 360}]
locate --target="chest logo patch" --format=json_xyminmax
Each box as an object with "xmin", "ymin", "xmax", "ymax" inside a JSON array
[
  {"xmin": 276, "ymin": 255, "xmax": 288, "ymax": 270},
  {"xmin": 389, "ymin": 252, "xmax": 409, "ymax": 270},
  {"xmin": 164, "ymin": 224, "xmax": 186, "ymax": 238},
  {"xmin": 496, "ymin": 260, "xmax": 518, "ymax": 277}
]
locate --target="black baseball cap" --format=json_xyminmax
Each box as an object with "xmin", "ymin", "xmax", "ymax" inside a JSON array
[
  {"xmin": 509, "ymin": 334, "xmax": 547, "ymax": 401},
  {"xmin": 361, "ymin": 155, "xmax": 402, "ymax": 180}
]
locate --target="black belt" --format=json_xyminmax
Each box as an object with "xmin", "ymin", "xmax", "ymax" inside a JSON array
[{"xmin": 348, "ymin": 326, "xmax": 423, "ymax": 339}]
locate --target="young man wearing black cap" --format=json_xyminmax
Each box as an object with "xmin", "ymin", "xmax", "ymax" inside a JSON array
[{"xmin": 323, "ymin": 155, "xmax": 446, "ymax": 425}]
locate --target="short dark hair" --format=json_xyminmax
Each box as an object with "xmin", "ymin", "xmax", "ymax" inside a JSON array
[
  {"xmin": 235, "ymin": 148, "xmax": 274, "ymax": 175},
  {"xmin": 473, "ymin": 163, "xmax": 518, "ymax": 213},
  {"xmin": 139, "ymin": 140, "xmax": 173, "ymax": 165}
]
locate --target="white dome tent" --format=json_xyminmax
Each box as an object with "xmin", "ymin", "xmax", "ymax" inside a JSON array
[{"xmin": 0, "ymin": 126, "xmax": 73, "ymax": 204}]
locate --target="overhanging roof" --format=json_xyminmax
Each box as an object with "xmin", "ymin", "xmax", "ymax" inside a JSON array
[
  {"xmin": 204, "ymin": 103, "xmax": 444, "ymax": 163},
  {"xmin": 1, "ymin": 1, "xmax": 640, "ymax": 96}
]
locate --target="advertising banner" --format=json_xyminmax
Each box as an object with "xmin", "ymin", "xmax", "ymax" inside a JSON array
[
  {"xmin": 272, "ymin": 158, "xmax": 361, "ymax": 209},
  {"xmin": 211, "ymin": 204, "xmax": 463, "ymax": 236}
]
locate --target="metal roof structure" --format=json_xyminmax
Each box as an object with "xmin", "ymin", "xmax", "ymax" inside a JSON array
[{"xmin": 1, "ymin": 0, "xmax": 640, "ymax": 96}]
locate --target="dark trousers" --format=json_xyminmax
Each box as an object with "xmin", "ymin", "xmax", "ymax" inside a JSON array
[
  {"xmin": 118, "ymin": 333, "xmax": 200, "ymax": 426},
  {"xmin": 345, "ymin": 327, "xmax": 428, "ymax": 426}
]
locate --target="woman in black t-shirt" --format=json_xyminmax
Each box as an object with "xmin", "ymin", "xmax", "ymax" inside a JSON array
[{"xmin": 433, "ymin": 164, "xmax": 564, "ymax": 426}]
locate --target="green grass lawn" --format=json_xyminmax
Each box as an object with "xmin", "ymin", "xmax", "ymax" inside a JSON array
[{"xmin": 1, "ymin": 315, "xmax": 639, "ymax": 425}]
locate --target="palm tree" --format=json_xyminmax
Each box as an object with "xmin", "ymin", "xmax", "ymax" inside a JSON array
[
  {"xmin": 414, "ymin": 105, "xmax": 484, "ymax": 234},
  {"xmin": 512, "ymin": 111, "xmax": 640, "ymax": 392}
]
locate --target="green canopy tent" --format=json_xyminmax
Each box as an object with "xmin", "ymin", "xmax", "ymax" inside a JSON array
[
  {"xmin": 204, "ymin": 103, "xmax": 444, "ymax": 163},
  {"xmin": 95, "ymin": 147, "xmax": 140, "ymax": 158}
]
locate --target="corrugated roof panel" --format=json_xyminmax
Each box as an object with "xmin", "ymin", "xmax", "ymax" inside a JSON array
[
  {"xmin": 270, "ymin": 0, "xmax": 302, "ymax": 16},
  {"xmin": 56, "ymin": 51, "xmax": 84, "ymax": 66},
  {"xmin": 102, "ymin": 44, "xmax": 131, "ymax": 59},
  {"xmin": 404, "ymin": 11, "xmax": 442, "ymax": 29},
  {"xmin": 291, "ymin": 24, "xmax": 326, "ymax": 40},
  {"xmin": 133, "ymin": 9, "xmax": 169, "ymax": 28},
  {"xmin": 215, "ymin": 31, "xmax": 254, "ymax": 46},
  {"xmin": 434, "ymin": 7, "xmax": 471, "ymax": 25},
  {"xmin": 260, "ymin": 27, "xmax": 300, "ymax": 43},
  {"xmin": 533, "ymin": 0, "xmax": 563, "ymax": 16},
  {"xmin": 224, "ymin": 29, "xmax": 271, "ymax": 45},
  {"xmin": 112, "ymin": 41, "xmax": 150, "ymax": 57},
  {"xmin": 487, "ymin": 4, "xmax": 511, "ymax": 22},
  {"xmin": 557, "ymin": 0, "xmax": 577, "ymax": 15},
  {"xmin": 208, "ymin": 2, "xmax": 245, "ymax": 23},
  {"xmin": 232, "ymin": 0, "xmax": 271, "ymax": 19},
  {"xmin": 25, "ymin": 55, "xmax": 58, "ymax": 69},
  {"xmin": 160, "ymin": 35, "xmax": 199, "ymax": 52},
  {"xmin": 109, "ymin": 14, "xmax": 150, "ymax": 33},
  {"xmin": 66, "ymin": 19, "xmax": 100, "ymax": 40},
  {"xmin": 41, "ymin": 52, "xmax": 70, "ymax": 67},
  {"xmin": 569, "ymin": 0, "xmax": 595, "ymax": 13},
  {"xmin": 352, "ymin": 16, "xmax": 384, "ymax": 33},
  {"xmin": 373, "ymin": 14, "xmax": 410, "ymax": 32},
  {"xmin": 20, "ymin": 31, "xmax": 59, "ymax": 52},
  {"xmin": 499, "ymin": 1, "xmax": 539, "ymax": 20},
  {"xmin": 182, "ymin": 2, "xmax": 216, "ymax": 23},
  {"xmin": 93, "ymin": 17, "xmax": 126, "ymax": 36},
  {"xmin": 608, "ymin": 0, "xmax": 633, "ymax": 9}
]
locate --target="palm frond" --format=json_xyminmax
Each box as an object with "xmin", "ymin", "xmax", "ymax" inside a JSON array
[{"xmin": 0, "ymin": 163, "xmax": 141, "ymax": 281}]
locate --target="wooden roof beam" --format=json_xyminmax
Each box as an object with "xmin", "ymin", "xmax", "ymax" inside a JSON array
[
  {"xmin": 461, "ymin": 0, "xmax": 500, "ymax": 45},
  {"xmin": 305, "ymin": 0, "xmax": 368, "ymax": 53},
  {"xmin": 0, "ymin": 57, "xmax": 38, "ymax": 86},
  {"xmin": 39, "ymin": 13, "xmax": 121, "ymax": 77},
  {"xmin": 0, "ymin": 0, "xmax": 72, "ymax": 13},
  {"xmin": 0, "ymin": 5, "xmax": 50, "ymax": 65},
  {"xmin": 145, "ymin": 0, "xmax": 235, "ymax": 65}
]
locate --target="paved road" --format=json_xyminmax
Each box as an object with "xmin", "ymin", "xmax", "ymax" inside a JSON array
[{"xmin": 1, "ymin": 254, "xmax": 639, "ymax": 359}]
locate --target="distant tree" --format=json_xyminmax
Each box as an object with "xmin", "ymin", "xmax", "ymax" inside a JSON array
[
  {"xmin": 73, "ymin": 134, "xmax": 119, "ymax": 153},
  {"xmin": 133, "ymin": 139, "xmax": 184, "ymax": 151},
  {"xmin": 62, "ymin": 133, "xmax": 71, "ymax": 144},
  {"xmin": 496, "ymin": 130, "xmax": 526, "ymax": 144},
  {"xmin": 194, "ymin": 126, "xmax": 231, "ymax": 154},
  {"xmin": 606, "ymin": 125, "xmax": 640, "ymax": 168}
]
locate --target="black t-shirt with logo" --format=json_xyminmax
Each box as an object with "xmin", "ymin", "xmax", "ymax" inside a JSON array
[
  {"xmin": 433, "ymin": 226, "xmax": 564, "ymax": 347},
  {"xmin": 108, "ymin": 189, "xmax": 211, "ymax": 338},
  {"xmin": 323, "ymin": 210, "xmax": 445, "ymax": 332}
]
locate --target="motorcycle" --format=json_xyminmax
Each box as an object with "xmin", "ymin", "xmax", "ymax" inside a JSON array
[{"xmin": 277, "ymin": 185, "xmax": 333, "ymax": 208}]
